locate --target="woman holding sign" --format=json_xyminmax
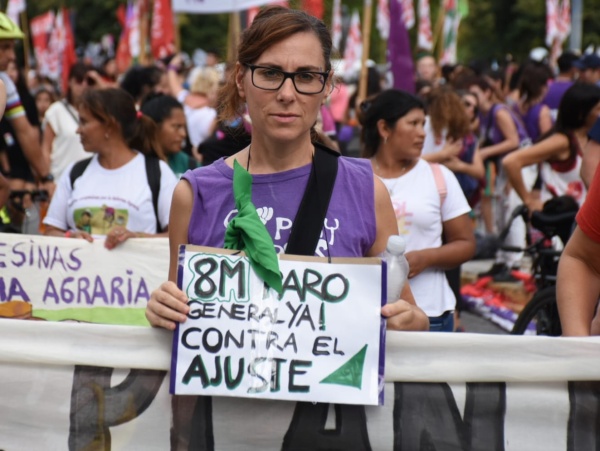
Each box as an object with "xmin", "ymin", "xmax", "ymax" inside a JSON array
[{"xmin": 146, "ymin": 7, "xmax": 428, "ymax": 332}]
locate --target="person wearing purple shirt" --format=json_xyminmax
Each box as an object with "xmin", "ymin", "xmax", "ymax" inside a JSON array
[
  {"xmin": 145, "ymin": 7, "xmax": 429, "ymax": 332},
  {"xmin": 543, "ymin": 51, "xmax": 579, "ymax": 117}
]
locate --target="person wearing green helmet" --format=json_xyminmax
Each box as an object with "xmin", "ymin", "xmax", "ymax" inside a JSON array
[{"xmin": 0, "ymin": 12, "xmax": 51, "ymax": 187}]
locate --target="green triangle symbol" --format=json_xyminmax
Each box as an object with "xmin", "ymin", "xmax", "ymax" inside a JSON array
[{"xmin": 320, "ymin": 344, "xmax": 368, "ymax": 389}]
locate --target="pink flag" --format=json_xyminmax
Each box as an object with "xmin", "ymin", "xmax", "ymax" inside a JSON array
[
  {"xmin": 151, "ymin": 0, "xmax": 176, "ymax": 59},
  {"xmin": 343, "ymin": 10, "xmax": 362, "ymax": 76},
  {"xmin": 545, "ymin": 0, "xmax": 559, "ymax": 46},
  {"xmin": 331, "ymin": 0, "xmax": 343, "ymax": 50},
  {"xmin": 376, "ymin": 0, "xmax": 390, "ymax": 40},
  {"xmin": 401, "ymin": 0, "xmax": 415, "ymax": 29},
  {"xmin": 30, "ymin": 11, "xmax": 54, "ymax": 77},
  {"xmin": 417, "ymin": 0, "xmax": 433, "ymax": 50},
  {"xmin": 6, "ymin": 0, "xmax": 25, "ymax": 25}
]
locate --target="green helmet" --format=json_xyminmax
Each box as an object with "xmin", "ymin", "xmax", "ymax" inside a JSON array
[{"xmin": 0, "ymin": 13, "xmax": 24, "ymax": 40}]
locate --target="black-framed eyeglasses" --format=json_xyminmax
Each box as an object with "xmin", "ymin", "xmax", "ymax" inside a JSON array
[{"xmin": 244, "ymin": 64, "xmax": 329, "ymax": 95}]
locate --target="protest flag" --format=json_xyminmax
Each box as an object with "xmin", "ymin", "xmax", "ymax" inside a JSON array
[
  {"xmin": 6, "ymin": 0, "xmax": 25, "ymax": 25},
  {"xmin": 440, "ymin": 0, "xmax": 461, "ymax": 65},
  {"xmin": 545, "ymin": 0, "xmax": 559, "ymax": 47},
  {"xmin": 116, "ymin": 2, "xmax": 136, "ymax": 73},
  {"xmin": 30, "ymin": 11, "xmax": 54, "ymax": 77},
  {"xmin": 343, "ymin": 10, "xmax": 362, "ymax": 77},
  {"xmin": 302, "ymin": 0, "xmax": 323, "ymax": 19},
  {"xmin": 401, "ymin": 0, "xmax": 415, "ymax": 29},
  {"xmin": 388, "ymin": 0, "xmax": 415, "ymax": 93},
  {"xmin": 151, "ymin": 0, "xmax": 176, "ymax": 59},
  {"xmin": 331, "ymin": 0, "xmax": 342, "ymax": 51},
  {"xmin": 417, "ymin": 0, "xmax": 433, "ymax": 50},
  {"xmin": 376, "ymin": 0, "xmax": 390, "ymax": 40}
]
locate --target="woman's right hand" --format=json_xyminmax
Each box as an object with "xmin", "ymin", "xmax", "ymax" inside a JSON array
[{"xmin": 146, "ymin": 281, "xmax": 190, "ymax": 330}]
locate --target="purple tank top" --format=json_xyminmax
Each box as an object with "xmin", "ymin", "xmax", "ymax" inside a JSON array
[
  {"xmin": 520, "ymin": 103, "xmax": 546, "ymax": 143},
  {"xmin": 484, "ymin": 104, "xmax": 530, "ymax": 147},
  {"xmin": 182, "ymin": 155, "xmax": 376, "ymax": 258}
]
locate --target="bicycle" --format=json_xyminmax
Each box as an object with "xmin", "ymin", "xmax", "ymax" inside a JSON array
[{"xmin": 497, "ymin": 203, "xmax": 577, "ymax": 336}]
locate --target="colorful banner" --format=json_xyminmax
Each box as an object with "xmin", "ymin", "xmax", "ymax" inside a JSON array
[
  {"xmin": 0, "ymin": 234, "xmax": 169, "ymax": 326},
  {"xmin": 172, "ymin": 0, "xmax": 282, "ymax": 13},
  {"xmin": 2, "ymin": 319, "xmax": 600, "ymax": 449},
  {"xmin": 171, "ymin": 246, "xmax": 385, "ymax": 405}
]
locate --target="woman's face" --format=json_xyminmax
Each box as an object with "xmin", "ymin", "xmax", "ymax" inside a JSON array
[
  {"xmin": 69, "ymin": 76, "xmax": 88, "ymax": 104},
  {"xmin": 159, "ymin": 108, "xmax": 187, "ymax": 154},
  {"xmin": 76, "ymin": 106, "xmax": 105, "ymax": 152},
  {"xmin": 236, "ymin": 31, "xmax": 331, "ymax": 146},
  {"xmin": 386, "ymin": 108, "xmax": 426, "ymax": 158},
  {"xmin": 35, "ymin": 92, "xmax": 53, "ymax": 118},
  {"xmin": 462, "ymin": 93, "xmax": 478, "ymax": 122}
]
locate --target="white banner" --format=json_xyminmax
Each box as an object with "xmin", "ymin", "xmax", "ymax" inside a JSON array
[
  {"xmin": 172, "ymin": 0, "xmax": 281, "ymax": 13},
  {"xmin": 0, "ymin": 234, "xmax": 168, "ymax": 325},
  {"xmin": 172, "ymin": 246, "xmax": 385, "ymax": 405},
  {"xmin": 2, "ymin": 320, "xmax": 600, "ymax": 450}
]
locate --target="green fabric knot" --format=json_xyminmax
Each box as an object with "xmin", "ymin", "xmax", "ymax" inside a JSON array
[{"xmin": 224, "ymin": 160, "xmax": 283, "ymax": 294}]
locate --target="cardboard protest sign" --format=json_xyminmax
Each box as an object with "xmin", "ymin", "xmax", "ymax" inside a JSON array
[{"xmin": 171, "ymin": 245, "xmax": 386, "ymax": 405}]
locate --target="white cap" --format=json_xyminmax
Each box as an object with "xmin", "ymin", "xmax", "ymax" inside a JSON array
[{"xmin": 386, "ymin": 235, "xmax": 406, "ymax": 255}]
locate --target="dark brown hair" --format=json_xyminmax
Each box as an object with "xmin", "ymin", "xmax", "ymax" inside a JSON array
[{"xmin": 79, "ymin": 87, "xmax": 165, "ymax": 160}]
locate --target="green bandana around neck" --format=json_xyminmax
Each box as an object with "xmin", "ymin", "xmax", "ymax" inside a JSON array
[{"xmin": 223, "ymin": 159, "xmax": 283, "ymax": 294}]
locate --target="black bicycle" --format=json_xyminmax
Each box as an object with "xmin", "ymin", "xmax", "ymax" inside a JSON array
[{"xmin": 495, "ymin": 204, "xmax": 577, "ymax": 336}]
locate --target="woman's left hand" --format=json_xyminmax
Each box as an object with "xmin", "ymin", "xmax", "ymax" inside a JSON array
[
  {"xmin": 105, "ymin": 227, "xmax": 137, "ymax": 250},
  {"xmin": 382, "ymin": 299, "xmax": 429, "ymax": 331}
]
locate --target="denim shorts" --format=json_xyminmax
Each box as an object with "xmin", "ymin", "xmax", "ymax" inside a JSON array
[{"xmin": 428, "ymin": 311, "xmax": 454, "ymax": 332}]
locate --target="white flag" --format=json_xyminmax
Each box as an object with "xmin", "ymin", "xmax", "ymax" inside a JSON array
[
  {"xmin": 343, "ymin": 10, "xmax": 362, "ymax": 76},
  {"xmin": 331, "ymin": 0, "xmax": 343, "ymax": 50},
  {"xmin": 401, "ymin": 0, "xmax": 415, "ymax": 29},
  {"xmin": 6, "ymin": 0, "xmax": 26, "ymax": 25},
  {"xmin": 376, "ymin": 0, "xmax": 390, "ymax": 40}
]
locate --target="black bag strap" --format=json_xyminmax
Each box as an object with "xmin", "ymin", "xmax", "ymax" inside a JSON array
[
  {"xmin": 285, "ymin": 144, "xmax": 339, "ymax": 256},
  {"xmin": 145, "ymin": 155, "xmax": 162, "ymax": 233},
  {"xmin": 69, "ymin": 155, "xmax": 163, "ymax": 233},
  {"xmin": 69, "ymin": 157, "xmax": 93, "ymax": 189}
]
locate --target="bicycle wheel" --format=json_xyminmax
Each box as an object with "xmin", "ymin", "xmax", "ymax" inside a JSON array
[{"xmin": 511, "ymin": 286, "xmax": 562, "ymax": 336}]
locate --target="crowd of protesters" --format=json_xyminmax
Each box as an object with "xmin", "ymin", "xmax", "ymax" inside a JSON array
[{"xmin": 1, "ymin": 9, "xmax": 600, "ymax": 334}]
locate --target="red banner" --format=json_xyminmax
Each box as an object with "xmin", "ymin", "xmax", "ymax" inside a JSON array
[
  {"xmin": 301, "ymin": 0, "xmax": 323, "ymax": 19},
  {"xmin": 151, "ymin": 0, "xmax": 175, "ymax": 60}
]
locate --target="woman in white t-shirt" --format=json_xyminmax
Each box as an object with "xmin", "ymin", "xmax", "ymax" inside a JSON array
[
  {"xmin": 360, "ymin": 89, "xmax": 476, "ymax": 331},
  {"xmin": 43, "ymin": 88, "xmax": 178, "ymax": 250},
  {"xmin": 41, "ymin": 63, "xmax": 95, "ymax": 182}
]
